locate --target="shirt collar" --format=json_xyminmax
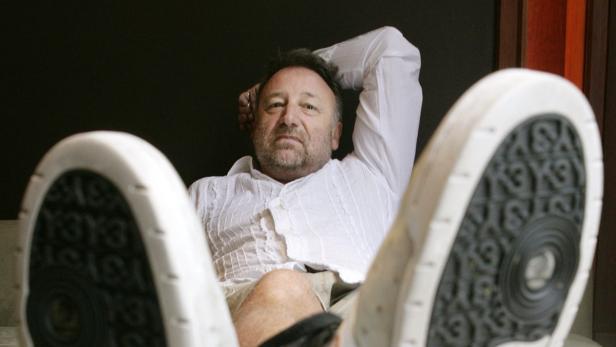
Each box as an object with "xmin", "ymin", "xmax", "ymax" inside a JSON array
[
  {"xmin": 227, "ymin": 155, "xmax": 254, "ymax": 175},
  {"xmin": 227, "ymin": 156, "xmax": 278, "ymax": 182},
  {"xmin": 227, "ymin": 155, "xmax": 335, "ymax": 184}
]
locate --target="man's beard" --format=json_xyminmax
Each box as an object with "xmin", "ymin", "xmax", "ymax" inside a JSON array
[
  {"xmin": 253, "ymin": 125, "xmax": 332, "ymax": 174},
  {"xmin": 254, "ymin": 127, "xmax": 309, "ymax": 171}
]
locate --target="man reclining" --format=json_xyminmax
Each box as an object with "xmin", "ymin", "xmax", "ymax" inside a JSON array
[
  {"xmin": 16, "ymin": 26, "xmax": 603, "ymax": 347},
  {"xmin": 189, "ymin": 26, "xmax": 421, "ymax": 346}
]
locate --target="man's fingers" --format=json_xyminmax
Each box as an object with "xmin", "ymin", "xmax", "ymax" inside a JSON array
[
  {"xmin": 238, "ymin": 84, "xmax": 259, "ymax": 131},
  {"xmin": 238, "ymin": 103, "xmax": 254, "ymax": 132},
  {"xmin": 239, "ymin": 93, "xmax": 250, "ymax": 106},
  {"xmin": 249, "ymin": 89, "xmax": 257, "ymax": 107},
  {"xmin": 239, "ymin": 105, "xmax": 254, "ymax": 118},
  {"xmin": 239, "ymin": 113, "xmax": 247, "ymax": 124},
  {"xmin": 239, "ymin": 105, "xmax": 251, "ymax": 114}
]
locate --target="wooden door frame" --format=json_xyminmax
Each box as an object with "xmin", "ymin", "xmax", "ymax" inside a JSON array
[
  {"xmin": 592, "ymin": 1, "xmax": 616, "ymax": 345},
  {"xmin": 498, "ymin": 0, "xmax": 613, "ymax": 344}
]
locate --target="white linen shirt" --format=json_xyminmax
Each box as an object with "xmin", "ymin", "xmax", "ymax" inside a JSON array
[{"xmin": 189, "ymin": 27, "xmax": 422, "ymax": 284}]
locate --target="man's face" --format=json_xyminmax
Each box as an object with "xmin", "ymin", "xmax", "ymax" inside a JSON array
[{"xmin": 252, "ymin": 66, "xmax": 342, "ymax": 183}]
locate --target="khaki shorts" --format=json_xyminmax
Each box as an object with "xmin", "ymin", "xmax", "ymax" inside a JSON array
[{"xmin": 222, "ymin": 271, "xmax": 359, "ymax": 319}]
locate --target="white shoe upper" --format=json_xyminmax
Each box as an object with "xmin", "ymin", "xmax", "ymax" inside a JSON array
[
  {"xmin": 349, "ymin": 69, "xmax": 603, "ymax": 347},
  {"xmin": 16, "ymin": 131, "xmax": 238, "ymax": 347}
]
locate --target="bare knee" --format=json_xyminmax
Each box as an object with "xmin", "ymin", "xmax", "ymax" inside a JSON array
[
  {"xmin": 251, "ymin": 269, "xmax": 318, "ymax": 306},
  {"xmin": 233, "ymin": 270, "xmax": 322, "ymax": 347}
]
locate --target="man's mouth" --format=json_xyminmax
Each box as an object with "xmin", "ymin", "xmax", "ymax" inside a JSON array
[{"xmin": 275, "ymin": 135, "xmax": 302, "ymax": 144}]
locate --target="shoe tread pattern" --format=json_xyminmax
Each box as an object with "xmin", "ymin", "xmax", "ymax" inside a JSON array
[
  {"xmin": 427, "ymin": 115, "xmax": 585, "ymax": 347},
  {"xmin": 27, "ymin": 170, "xmax": 166, "ymax": 347}
]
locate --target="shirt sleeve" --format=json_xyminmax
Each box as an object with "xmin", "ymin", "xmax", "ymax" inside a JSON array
[
  {"xmin": 314, "ymin": 26, "xmax": 422, "ymax": 198},
  {"xmin": 188, "ymin": 177, "xmax": 208, "ymax": 223}
]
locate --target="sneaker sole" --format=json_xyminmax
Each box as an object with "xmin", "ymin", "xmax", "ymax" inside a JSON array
[
  {"xmin": 16, "ymin": 132, "xmax": 238, "ymax": 347},
  {"xmin": 354, "ymin": 69, "xmax": 603, "ymax": 347}
]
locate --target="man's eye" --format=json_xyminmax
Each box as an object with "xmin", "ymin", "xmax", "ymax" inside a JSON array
[
  {"xmin": 267, "ymin": 102, "xmax": 284, "ymax": 109},
  {"xmin": 303, "ymin": 104, "xmax": 318, "ymax": 111}
]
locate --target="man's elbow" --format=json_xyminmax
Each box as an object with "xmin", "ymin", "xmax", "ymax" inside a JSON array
[{"xmin": 372, "ymin": 26, "xmax": 421, "ymax": 65}]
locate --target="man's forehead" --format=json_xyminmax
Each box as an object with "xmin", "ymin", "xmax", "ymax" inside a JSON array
[
  {"xmin": 263, "ymin": 91, "xmax": 320, "ymax": 99},
  {"xmin": 262, "ymin": 67, "xmax": 333, "ymax": 97}
]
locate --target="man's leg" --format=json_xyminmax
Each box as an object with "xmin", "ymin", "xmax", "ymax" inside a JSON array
[{"xmin": 233, "ymin": 269, "xmax": 323, "ymax": 347}]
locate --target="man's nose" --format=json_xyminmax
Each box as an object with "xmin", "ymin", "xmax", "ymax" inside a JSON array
[{"xmin": 279, "ymin": 104, "xmax": 300, "ymax": 126}]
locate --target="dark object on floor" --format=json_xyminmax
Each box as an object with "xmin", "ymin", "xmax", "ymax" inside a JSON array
[{"xmin": 259, "ymin": 312, "xmax": 342, "ymax": 347}]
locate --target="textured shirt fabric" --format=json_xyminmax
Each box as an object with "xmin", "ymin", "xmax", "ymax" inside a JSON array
[{"xmin": 189, "ymin": 27, "xmax": 422, "ymax": 285}]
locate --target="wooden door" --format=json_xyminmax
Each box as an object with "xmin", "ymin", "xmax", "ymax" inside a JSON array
[{"xmin": 499, "ymin": 0, "xmax": 614, "ymax": 344}]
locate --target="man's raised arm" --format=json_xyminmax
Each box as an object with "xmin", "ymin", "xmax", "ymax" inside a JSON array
[{"xmin": 315, "ymin": 26, "xmax": 422, "ymax": 198}]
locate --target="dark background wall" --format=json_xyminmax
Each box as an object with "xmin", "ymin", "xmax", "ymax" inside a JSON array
[{"xmin": 2, "ymin": 0, "xmax": 497, "ymax": 218}]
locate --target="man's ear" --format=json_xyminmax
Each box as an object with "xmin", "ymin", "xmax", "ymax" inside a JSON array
[{"xmin": 331, "ymin": 121, "xmax": 342, "ymax": 151}]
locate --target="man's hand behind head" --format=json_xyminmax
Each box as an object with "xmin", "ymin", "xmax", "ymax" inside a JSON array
[{"xmin": 238, "ymin": 84, "xmax": 260, "ymax": 132}]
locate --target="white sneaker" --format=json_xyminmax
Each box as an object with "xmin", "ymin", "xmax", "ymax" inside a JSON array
[
  {"xmin": 349, "ymin": 69, "xmax": 603, "ymax": 347},
  {"xmin": 15, "ymin": 132, "xmax": 238, "ymax": 347}
]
